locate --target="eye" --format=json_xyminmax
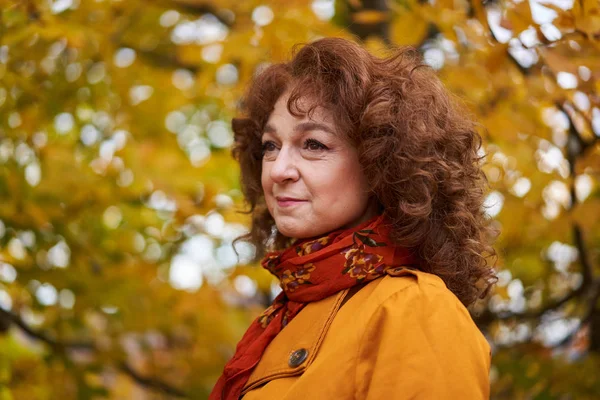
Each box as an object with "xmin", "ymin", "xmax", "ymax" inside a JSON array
[
  {"xmin": 261, "ymin": 140, "xmax": 277, "ymax": 156},
  {"xmin": 304, "ymin": 138, "xmax": 328, "ymax": 151}
]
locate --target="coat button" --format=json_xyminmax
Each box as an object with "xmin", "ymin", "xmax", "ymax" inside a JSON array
[{"xmin": 288, "ymin": 348, "xmax": 308, "ymax": 368}]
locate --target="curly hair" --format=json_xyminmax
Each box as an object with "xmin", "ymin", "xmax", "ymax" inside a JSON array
[{"xmin": 231, "ymin": 37, "xmax": 498, "ymax": 308}]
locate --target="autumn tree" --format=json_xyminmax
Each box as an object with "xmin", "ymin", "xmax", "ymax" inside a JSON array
[{"xmin": 0, "ymin": 0, "xmax": 599, "ymax": 399}]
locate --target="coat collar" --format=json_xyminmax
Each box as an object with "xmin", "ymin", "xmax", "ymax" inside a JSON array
[{"xmin": 240, "ymin": 288, "xmax": 350, "ymax": 395}]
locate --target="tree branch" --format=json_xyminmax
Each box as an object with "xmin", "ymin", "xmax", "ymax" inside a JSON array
[
  {"xmin": 559, "ymin": 101, "xmax": 598, "ymax": 158},
  {"xmin": 0, "ymin": 307, "xmax": 92, "ymax": 350},
  {"xmin": 159, "ymin": 0, "xmax": 234, "ymax": 27},
  {"xmin": 119, "ymin": 361, "xmax": 188, "ymax": 398},
  {"xmin": 475, "ymin": 278, "xmax": 598, "ymax": 327},
  {"xmin": 553, "ymin": 280, "xmax": 600, "ymax": 348},
  {"xmin": 0, "ymin": 307, "xmax": 188, "ymax": 398},
  {"xmin": 574, "ymin": 224, "xmax": 594, "ymax": 286},
  {"xmin": 346, "ymin": 0, "xmax": 391, "ymax": 45}
]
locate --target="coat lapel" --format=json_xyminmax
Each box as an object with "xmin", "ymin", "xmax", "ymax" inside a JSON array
[{"xmin": 240, "ymin": 288, "xmax": 349, "ymax": 395}]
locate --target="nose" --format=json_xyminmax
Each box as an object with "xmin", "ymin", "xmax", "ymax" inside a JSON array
[{"xmin": 269, "ymin": 146, "xmax": 300, "ymax": 183}]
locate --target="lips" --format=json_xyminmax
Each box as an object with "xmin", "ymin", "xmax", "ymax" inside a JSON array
[
  {"xmin": 275, "ymin": 196, "xmax": 306, "ymax": 207},
  {"xmin": 276, "ymin": 196, "xmax": 304, "ymax": 201}
]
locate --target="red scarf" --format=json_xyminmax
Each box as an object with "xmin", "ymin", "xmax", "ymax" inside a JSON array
[{"xmin": 209, "ymin": 213, "xmax": 421, "ymax": 399}]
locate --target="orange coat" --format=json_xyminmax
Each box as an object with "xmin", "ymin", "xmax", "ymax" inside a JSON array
[{"xmin": 239, "ymin": 268, "xmax": 491, "ymax": 399}]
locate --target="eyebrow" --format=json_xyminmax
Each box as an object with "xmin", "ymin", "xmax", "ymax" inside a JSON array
[{"xmin": 263, "ymin": 121, "xmax": 336, "ymax": 137}]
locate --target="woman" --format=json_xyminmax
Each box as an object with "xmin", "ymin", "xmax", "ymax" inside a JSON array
[{"xmin": 209, "ymin": 37, "xmax": 498, "ymax": 400}]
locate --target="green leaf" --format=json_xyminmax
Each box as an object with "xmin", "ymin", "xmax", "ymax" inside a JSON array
[{"xmin": 355, "ymin": 233, "xmax": 378, "ymax": 247}]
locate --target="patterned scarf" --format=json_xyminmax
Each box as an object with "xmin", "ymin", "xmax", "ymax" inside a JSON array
[{"xmin": 209, "ymin": 213, "xmax": 421, "ymax": 399}]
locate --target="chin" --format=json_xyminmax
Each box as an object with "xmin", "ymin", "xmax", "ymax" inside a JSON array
[
  {"xmin": 274, "ymin": 220, "xmax": 308, "ymax": 239},
  {"xmin": 277, "ymin": 222, "xmax": 329, "ymax": 240},
  {"xmin": 276, "ymin": 226, "xmax": 304, "ymax": 239}
]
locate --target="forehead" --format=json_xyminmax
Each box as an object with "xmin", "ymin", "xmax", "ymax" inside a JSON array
[{"xmin": 266, "ymin": 91, "xmax": 335, "ymax": 127}]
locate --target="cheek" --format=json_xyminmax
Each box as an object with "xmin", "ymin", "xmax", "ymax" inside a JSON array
[
  {"xmin": 315, "ymin": 159, "xmax": 366, "ymax": 198},
  {"xmin": 261, "ymin": 165, "xmax": 270, "ymax": 192},
  {"xmin": 344, "ymin": 153, "xmax": 368, "ymax": 190},
  {"xmin": 261, "ymin": 170, "xmax": 275, "ymax": 213}
]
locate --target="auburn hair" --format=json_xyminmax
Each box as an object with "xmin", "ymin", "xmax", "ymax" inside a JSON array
[{"xmin": 231, "ymin": 37, "xmax": 498, "ymax": 308}]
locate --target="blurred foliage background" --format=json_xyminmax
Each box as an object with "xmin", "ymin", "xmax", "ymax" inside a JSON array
[{"xmin": 0, "ymin": 0, "xmax": 599, "ymax": 398}]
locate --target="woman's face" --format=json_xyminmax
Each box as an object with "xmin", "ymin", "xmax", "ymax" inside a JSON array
[{"xmin": 261, "ymin": 91, "xmax": 378, "ymax": 239}]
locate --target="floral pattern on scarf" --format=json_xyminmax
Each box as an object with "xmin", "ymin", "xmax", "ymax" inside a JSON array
[
  {"xmin": 295, "ymin": 236, "xmax": 331, "ymax": 256},
  {"xmin": 281, "ymin": 263, "xmax": 316, "ymax": 292}
]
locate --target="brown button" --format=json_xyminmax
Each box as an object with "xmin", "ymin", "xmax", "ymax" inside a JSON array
[{"xmin": 288, "ymin": 348, "xmax": 308, "ymax": 368}]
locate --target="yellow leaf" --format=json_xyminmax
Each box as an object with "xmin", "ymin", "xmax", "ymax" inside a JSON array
[
  {"xmin": 390, "ymin": 12, "xmax": 429, "ymax": 46},
  {"xmin": 505, "ymin": 0, "xmax": 534, "ymax": 34},
  {"xmin": 573, "ymin": 0, "xmax": 600, "ymax": 36},
  {"xmin": 352, "ymin": 10, "xmax": 389, "ymax": 24}
]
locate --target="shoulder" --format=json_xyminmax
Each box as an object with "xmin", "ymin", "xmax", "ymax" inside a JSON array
[
  {"xmin": 359, "ymin": 267, "xmax": 459, "ymax": 311},
  {"xmin": 348, "ymin": 267, "xmax": 491, "ymax": 360},
  {"xmin": 352, "ymin": 269, "xmax": 492, "ymax": 399}
]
